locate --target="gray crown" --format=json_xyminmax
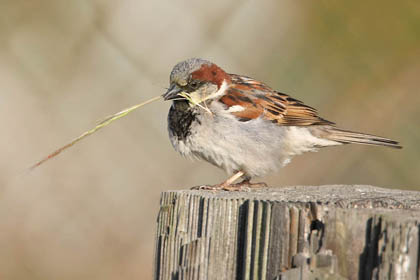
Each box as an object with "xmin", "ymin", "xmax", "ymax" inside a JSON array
[{"xmin": 170, "ymin": 58, "xmax": 212, "ymax": 85}]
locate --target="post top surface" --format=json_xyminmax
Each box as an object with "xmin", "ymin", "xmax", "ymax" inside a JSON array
[{"xmin": 166, "ymin": 185, "xmax": 420, "ymax": 210}]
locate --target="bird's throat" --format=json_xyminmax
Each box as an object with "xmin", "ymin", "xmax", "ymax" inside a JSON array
[{"xmin": 168, "ymin": 100, "xmax": 199, "ymax": 141}]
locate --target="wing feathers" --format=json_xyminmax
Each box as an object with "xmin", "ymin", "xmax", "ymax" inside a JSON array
[{"xmin": 219, "ymin": 75, "xmax": 333, "ymax": 126}]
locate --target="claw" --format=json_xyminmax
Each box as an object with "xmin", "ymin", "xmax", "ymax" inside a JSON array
[
  {"xmin": 222, "ymin": 181, "xmax": 267, "ymax": 191},
  {"xmin": 191, "ymin": 184, "xmax": 222, "ymax": 191},
  {"xmin": 190, "ymin": 181, "xmax": 267, "ymax": 192},
  {"xmin": 190, "ymin": 171, "xmax": 267, "ymax": 192}
]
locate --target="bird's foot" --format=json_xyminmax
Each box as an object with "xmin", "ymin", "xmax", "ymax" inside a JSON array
[
  {"xmin": 223, "ymin": 181, "xmax": 267, "ymax": 191},
  {"xmin": 191, "ymin": 184, "xmax": 223, "ymax": 191},
  {"xmin": 243, "ymin": 181, "xmax": 268, "ymax": 189},
  {"xmin": 191, "ymin": 181, "xmax": 267, "ymax": 192}
]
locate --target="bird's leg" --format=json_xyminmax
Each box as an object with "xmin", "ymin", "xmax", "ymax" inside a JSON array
[
  {"xmin": 191, "ymin": 171, "xmax": 244, "ymax": 191},
  {"xmin": 222, "ymin": 175, "xmax": 268, "ymax": 191},
  {"xmin": 219, "ymin": 171, "xmax": 245, "ymax": 190}
]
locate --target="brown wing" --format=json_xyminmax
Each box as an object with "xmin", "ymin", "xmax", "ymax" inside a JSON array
[{"xmin": 219, "ymin": 74, "xmax": 334, "ymax": 126}]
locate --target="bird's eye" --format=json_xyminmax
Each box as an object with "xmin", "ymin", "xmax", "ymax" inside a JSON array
[{"xmin": 189, "ymin": 80, "xmax": 200, "ymax": 89}]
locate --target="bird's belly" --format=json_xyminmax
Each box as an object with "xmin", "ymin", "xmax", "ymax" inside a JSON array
[{"xmin": 171, "ymin": 116, "xmax": 296, "ymax": 177}]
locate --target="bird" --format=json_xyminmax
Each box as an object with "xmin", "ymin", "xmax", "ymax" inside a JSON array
[{"xmin": 162, "ymin": 58, "xmax": 402, "ymax": 191}]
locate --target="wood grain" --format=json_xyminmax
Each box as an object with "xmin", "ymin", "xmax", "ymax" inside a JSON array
[{"xmin": 154, "ymin": 185, "xmax": 420, "ymax": 280}]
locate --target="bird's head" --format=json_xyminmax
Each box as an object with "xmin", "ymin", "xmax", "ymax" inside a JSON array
[{"xmin": 163, "ymin": 58, "xmax": 231, "ymax": 107}]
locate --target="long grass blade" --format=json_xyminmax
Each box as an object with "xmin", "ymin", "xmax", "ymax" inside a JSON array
[{"xmin": 29, "ymin": 95, "xmax": 162, "ymax": 170}]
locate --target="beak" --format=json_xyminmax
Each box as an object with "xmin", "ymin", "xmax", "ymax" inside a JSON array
[{"xmin": 163, "ymin": 84, "xmax": 183, "ymax": 101}]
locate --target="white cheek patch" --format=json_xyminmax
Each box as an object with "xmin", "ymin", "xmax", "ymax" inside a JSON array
[
  {"xmin": 179, "ymin": 80, "xmax": 230, "ymax": 116},
  {"xmin": 179, "ymin": 91, "xmax": 202, "ymax": 107},
  {"xmin": 226, "ymin": 105, "xmax": 245, "ymax": 113},
  {"xmin": 180, "ymin": 80, "xmax": 228, "ymax": 106}
]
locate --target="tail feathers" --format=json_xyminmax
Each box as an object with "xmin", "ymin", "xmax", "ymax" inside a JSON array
[{"xmin": 325, "ymin": 128, "xmax": 402, "ymax": 149}]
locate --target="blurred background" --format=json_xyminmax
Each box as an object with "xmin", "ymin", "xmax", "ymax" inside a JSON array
[{"xmin": 0, "ymin": 0, "xmax": 419, "ymax": 279}]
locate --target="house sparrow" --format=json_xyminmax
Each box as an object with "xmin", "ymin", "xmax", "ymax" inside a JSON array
[{"xmin": 163, "ymin": 58, "xmax": 402, "ymax": 191}]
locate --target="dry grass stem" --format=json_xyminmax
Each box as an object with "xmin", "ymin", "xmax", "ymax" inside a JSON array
[{"xmin": 29, "ymin": 95, "xmax": 162, "ymax": 170}]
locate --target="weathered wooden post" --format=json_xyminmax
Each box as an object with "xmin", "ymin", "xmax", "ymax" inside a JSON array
[{"xmin": 154, "ymin": 185, "xmax": 420, "ymax": 280}]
